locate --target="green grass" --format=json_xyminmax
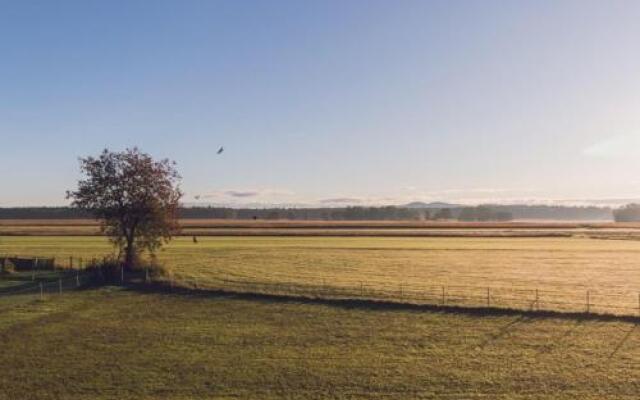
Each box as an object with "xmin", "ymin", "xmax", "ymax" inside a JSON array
[
  {"xmin": 3, "ymin": 236, "xmax": 640, "ymax": 314},
  {"xmin": 0, "ymin": 286, "xmax": 639, "ymax": 399}
]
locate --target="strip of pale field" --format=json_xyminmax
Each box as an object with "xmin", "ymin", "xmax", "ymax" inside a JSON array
[
  {"xmin": 3, "ymin": 236, "xmax": 640, "ymax": 314},
  {"xmin": 3, "ymin": 219, "xmax": 640, "ymax": 238},
  {"xmin": 0, "ymin": 226, "xmax": 590, "ymax": 237},
  {"xmin": 1, "ymin": 287, "xmax": 639, "ymax": 399}
]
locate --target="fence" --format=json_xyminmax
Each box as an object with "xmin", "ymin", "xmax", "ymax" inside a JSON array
[
  {"xmin": 151, "ymin": 274, "xmax": 640, "ymax": 318},
  {"xmin": 0, "ymin": 255, "xmax": 101, "ymax": 311},
  {"xmin": 3, "ymin": 255, "xmax": 640, "ymax": 318}
]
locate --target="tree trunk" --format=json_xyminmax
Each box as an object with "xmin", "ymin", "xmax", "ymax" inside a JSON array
[{"xmin": 124, "ymin": 236, "xmax": 135, "ymax": 270}]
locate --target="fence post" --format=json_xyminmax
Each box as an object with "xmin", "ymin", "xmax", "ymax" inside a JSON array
[
  {"xmin": 145, "ymin": 268, "xmax": 149, "ymax": 283},
  {"xmin": 535, "ymin": 289, "xmax": 539, "ymax": 311},
  {"xmin": 32, "ymin": 258, "xmax": 37, "ymax": 281},
  {"xmin": 441, "ymin": 286, "xmax": 446, "ymax": 305},
  {"xmin": 39, "ymin": 282, "xmax": 43, "ymax": 300},
  {"xmin": 76, "ymin": 270, "xmax": 80, "ymax": 287},
  {"xmin": 487, "ymin": 287, "xmax": 490, "ymax": 307},
  {"xmin": 400, "ymin": 283, "xmax": 404, "ymax": 300},
  {"xmin": 586, "ymin": 290, "xmax": 590, "ymax": 313},
  {"xmin": 121, "ymin": 264, "xmax": 124, "ymax": 284},
  {"xmin": 59, "ymin": 279, "xmax": 62, "ymax": 295}
]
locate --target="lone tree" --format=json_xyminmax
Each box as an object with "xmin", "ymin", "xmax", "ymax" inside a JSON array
[{"xmin": 67, "ymin": 148, "xmax": 182, "ymax": 269}]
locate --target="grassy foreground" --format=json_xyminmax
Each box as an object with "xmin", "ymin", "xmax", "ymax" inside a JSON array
[{"xmin": 0, "ymin": 286, "xmax": 639, "ymax": 399}]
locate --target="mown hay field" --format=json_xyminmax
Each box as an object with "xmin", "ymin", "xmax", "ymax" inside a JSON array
[
  {"xmin": 1, "ymin": 287, "xmax": 640, "ymax": 400},
  {"xmin": 3, "ymin": 236, "xmax": 640, "ymax": 314},
  {"xmin": 3, "ymin": 219, "xmax": 640, "ymax": 237}
]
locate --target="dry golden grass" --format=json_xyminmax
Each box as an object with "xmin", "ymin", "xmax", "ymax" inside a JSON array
[{"xmin": 4, "ymin": 236, "xmax": 640, "ymax": 315}]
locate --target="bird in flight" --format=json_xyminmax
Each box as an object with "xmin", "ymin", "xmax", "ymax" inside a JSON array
[{"xmin": 217, "ymin": 146, "xmax": 224, "ymax": 154}]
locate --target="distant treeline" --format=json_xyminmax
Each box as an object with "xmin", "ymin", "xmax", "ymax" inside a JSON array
[
  {"xmin": 0, "ymin": 207, "xmax": 92, "ymax": 219},
  {"xmin": 613, "ymin": 204, "xmax": 640, "ymax": 222},
  {"xmin": 485, "ymin": 205, "xmax": 612, "ymax": 221},
  {"xmin": 0, "ymin": 204, "xmax": 616, "ymax": 221}
]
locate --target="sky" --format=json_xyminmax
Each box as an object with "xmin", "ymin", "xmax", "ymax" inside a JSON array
[{"xmin": 2, "ymin": 0, "xmax": 640, "ymax": 207}]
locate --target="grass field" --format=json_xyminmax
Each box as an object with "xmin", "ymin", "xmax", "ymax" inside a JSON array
[
  {"xmin": 1, "ymin": 286, "xmax": 639, "ymax": 399},
  {"xmin": 3, "ymin": 231, "xmax": 640, "ymax": 397},
  {"xmin": 3, "ymin": 235, "xmax": 640, "ymax": 314}
]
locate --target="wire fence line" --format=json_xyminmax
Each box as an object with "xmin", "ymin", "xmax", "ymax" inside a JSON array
[
  {"xmin": 154, "ymin": 274, "xmax": 640, "ymax": 318},
  {"xmin": 0, "ymin": 269, "xmax": 97, "ymax": 312},
  {"xmin": 3, "ymin": 255, "xmax": 640, "ymax": 318}
]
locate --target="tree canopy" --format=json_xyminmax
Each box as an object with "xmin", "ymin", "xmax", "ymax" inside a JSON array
[{"xmin": 67, "ymin": 148, "xmax": 182, "ymax": 268}]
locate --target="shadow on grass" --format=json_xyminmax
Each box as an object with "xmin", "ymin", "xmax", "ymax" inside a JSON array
[
  {"xmin": 116, "ymin": 279, "xmax": 640, "ymax": 325},
  {"xmin": 608, "ymin": 324, "xmax": 637, "ymax": 361}
]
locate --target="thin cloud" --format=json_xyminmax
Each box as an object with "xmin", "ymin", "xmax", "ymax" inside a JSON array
[
  {"xmin": 195, "ymin": 188, "xmax": 296, "ymax": 201},
  {"xmin": 319, "ymin": 198, "xmax": 364, "ymax": 204},
  {"xmin": 583, "ymin": 134, "xmax": 640, "ymax": 158},
  {"xmin": 225, "ymin": 190, "xmax": 260, "ymax": 198}
]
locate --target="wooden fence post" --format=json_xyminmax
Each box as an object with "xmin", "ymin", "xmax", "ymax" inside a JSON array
[
  {"xmin": 586, "ymin": 290, "xmax": 590, "ymax": 313},
  {"xmin": 441, "ymin": 286, "xmax": 446, "ymax": 305}
]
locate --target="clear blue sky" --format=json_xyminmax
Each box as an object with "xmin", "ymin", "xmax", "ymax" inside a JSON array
[{"xmin": 2, "ymin": 0, "xmax": 640, "ymax": 207}]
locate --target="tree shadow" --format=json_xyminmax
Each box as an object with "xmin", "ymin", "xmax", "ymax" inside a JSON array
[{"xmin": 116, "ymin": 280, "xmax": 640, "ymax": 324}]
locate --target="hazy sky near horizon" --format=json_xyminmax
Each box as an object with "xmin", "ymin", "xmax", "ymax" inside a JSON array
[{"xmin": 2, "ymin": 0, "xmax": 640, "ymax": 207}]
